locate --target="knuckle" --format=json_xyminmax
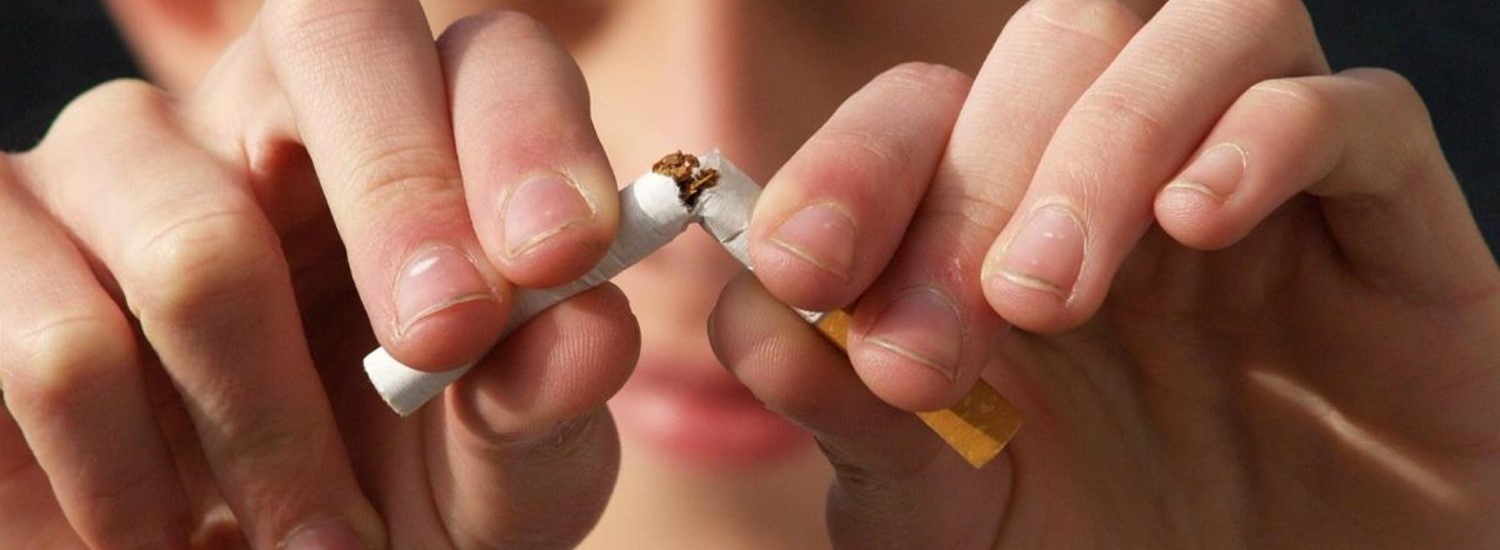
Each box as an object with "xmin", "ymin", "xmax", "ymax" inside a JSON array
[
  {"xmin": 814, "ymin": 125, "xmax": 914, "ymax": 176},
  {"xmin": 1343, "ymin": 68, "xmax": 1446, "ymax": 184},
  {"xmin": 513, "ymin": 407, "xmax": 609, "ymax": 457},
  {"xmin": 1246, "ymin": 0, "xmax": 1310, "ymax": 23},
  {"xmin": 262, "ymin": 0, "xmax": 384, "ymax": 54},
  {"xmin": 8, "ymin": 313, "xmax": 135, "ymax": 414},
  {"xmin": 127, "ymin": 207, "xmax": 286, "ymax": 324},
  {"xmin": 1020, "ymin": 0, "xmax": 1140, "ymax": 47},
  {"xmin": 342, "ymin": 134, "xmax": 464, "ymax": 210},
  {"xmin": 941, "ymin": 149, "xmax": 1034, "ymax": 207},
  {"xmin": 71, "ymin": 79, "xmax": 170, "ymax": 120},
  {"xmin": 1247, "ymin": 77, "xmax": 1337, "ymax": 126},
  {"xmin": 807, "ymin": 67, "xmax": 969, "ymax": 190},
  {"xmin": 1179, "ymin": 0, "xmax": 1316, "ymax": 66},
  {"xmin": 919, "ymin": 182, "xmax": 1018, "ymax": 243},
  {"xmin": 440, "ymin": 9, "xmax": 553, "ymax": 47},
  {"xmin": 1348, "ymin": 66, "xmax": 1417, "ymax": 95},
  {"xmin": 1223, "ymin": 0, "xmax": 1317, "ymax": 47},
  {"xmin": 1346, "ymin": 67, "xmax": 1431, "ymax": 124},
  {"xmin": 76, "ymin": 470, "xmax": 174, "ymax": 537},
  {"xmin": 211, "ymin": 408, "xmax": 325, "ymax": 475},
  {"xmin": 467, "ymin": 416, "xmax": 616, "ymax": 548},
  {"xmin": 42, "ymin": 79, "xmax": 171, "ymax": 149},
  {"xmin": 874, "ymin": 62, "xmax": 973, "ymax": 103},
  {"xmin": 1073, "ymin": 84, "xmax": 1170, "ymax": 156},
  {"xmin": 450, "ymin": 401, "xmax": 611, "ymax": 468},
  {"xmin": 1203, "ymin": 0, "xmax": 1300, "ymax": 27},
  {"xmin": 349, "ymin": 168, "xmax": 467, "ymax": 227}
]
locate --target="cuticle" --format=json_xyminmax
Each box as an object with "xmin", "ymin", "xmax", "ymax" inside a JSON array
[{"xmin": 768, "ymin": 201, "xmax": 858, "ymax": 280}]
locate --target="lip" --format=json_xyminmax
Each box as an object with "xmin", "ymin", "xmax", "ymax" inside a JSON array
[{"xmin": 610, "ymin": 363, "xmax": 813, "ymax": 472}]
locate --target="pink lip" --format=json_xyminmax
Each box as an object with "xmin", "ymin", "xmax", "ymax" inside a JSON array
[{"xmin": 610, "ymin": 363, "xmax": 813, "ymax": 471}]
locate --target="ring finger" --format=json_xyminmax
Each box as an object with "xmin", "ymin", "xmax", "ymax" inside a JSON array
[
  {"xmin": 23, "ymin": 81, "xmax": 383, "ymax": 549},
  {"xmin": 0, "ymin": 153, "xmax": 188, "ymax": 547}
]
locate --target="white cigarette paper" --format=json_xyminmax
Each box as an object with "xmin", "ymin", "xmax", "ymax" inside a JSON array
[
  {"xmin": 697, "ymin": 154, "xmax": 826, "ymax": 325},
  {"xmin": 365, "ymin": 166, "xmax": 694, "ymax": 415},
  {"xmin": 364, "ymin": 151, "xmax": 757, "ymax": 415}
]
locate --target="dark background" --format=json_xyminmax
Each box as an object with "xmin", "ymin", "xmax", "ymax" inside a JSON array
[{"xmin": 2, "ymin": 0, "xmax": 1496, "ymax": 250}]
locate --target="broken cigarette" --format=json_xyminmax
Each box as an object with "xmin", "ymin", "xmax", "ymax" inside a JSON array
[{"xmin": 363, "ymin": 151, "xmax": 1022, "ymax": 468}]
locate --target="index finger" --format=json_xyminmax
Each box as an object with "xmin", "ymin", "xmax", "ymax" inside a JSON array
[
  {"xmin": 258, "ymin": 0, "xmax": 505, "ymax": 371},
  {"xmin": 981, "ymin": 0, "xmax": 1328, "ymax": 331},
  {"xmin": 257, "ymin": 3, "xmax": 617, "ymax": 371}
]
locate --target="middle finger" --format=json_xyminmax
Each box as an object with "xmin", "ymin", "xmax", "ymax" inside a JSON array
[{"xmin": 981, "ymin": 0, "xmax": 1328, "ymax": 331}]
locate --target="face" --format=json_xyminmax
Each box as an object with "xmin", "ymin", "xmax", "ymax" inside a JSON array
[
  {"xmin": 136, "ymin": 0, "xmax": 1013, "ymax": 469},
  {"xmin": 431, "ymin": 1, "xmax": 1011, "ymax": 471}
]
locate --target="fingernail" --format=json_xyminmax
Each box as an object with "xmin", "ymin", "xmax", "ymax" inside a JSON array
[
  {"xmin": 996, "ymin": 204, "xmax": 1085, "ymax": 300},
  {"xmin": 281, "ymin": 519, "xmax": 363, "ymax": 550},
  {"xmin": 865, "ymin": 287, "xmax": 963, "ymax": 381},
  {"xmin": 394, "ymin": 244, "xmax": 494, "ymax": 336},
  {"xmin": 1164, "ymin": 143, "xmax": 1248, "ymax": 201},
  {"xmin": 504, "ymin": 173, "xmax": 594, "ymax": 258},
  {"xmin": 769, "ymin": 202, "xmax": 856, "ymax": 280}
]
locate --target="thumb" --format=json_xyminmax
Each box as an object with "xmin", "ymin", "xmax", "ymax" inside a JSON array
[
  {"xmin": 429, "ymin": 283, "xmax": 638, "ymax": 548},
  {"xmin": 710, "ymin": 272, "xmax": 1013, "ymax": 548}
]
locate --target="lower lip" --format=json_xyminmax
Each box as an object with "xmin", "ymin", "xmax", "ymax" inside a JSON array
[{"xmin": 610, "ymin": 371, "xmax": 813, "ymax": 471}]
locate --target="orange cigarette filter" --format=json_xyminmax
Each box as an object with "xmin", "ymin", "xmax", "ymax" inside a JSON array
[{"xmin": 813, "ymin": 310, "xmax": 1022, "ymax": 469}]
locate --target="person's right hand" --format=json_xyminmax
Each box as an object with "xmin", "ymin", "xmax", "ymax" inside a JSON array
[{"xmin": 0, "ymin": 5, "xmax": 635, "ymax": 548}]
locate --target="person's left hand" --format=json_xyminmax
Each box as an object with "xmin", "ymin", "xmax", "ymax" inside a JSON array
[{"xmin": 710, "ymin": 0, "xmax": 1500, "ymax": 547}]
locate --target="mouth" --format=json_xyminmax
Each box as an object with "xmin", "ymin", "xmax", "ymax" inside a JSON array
[{"xmin": 609, "ymin": 360, "xmax": 813, "ymax": 472}]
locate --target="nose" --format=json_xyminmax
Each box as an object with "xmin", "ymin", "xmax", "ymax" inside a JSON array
[
  {"xmin": 578, "ymin": 0, "xmax": 862, "ymax": 369},
  {"xmin": 580, "ymin": 0, "xmax": 849, "ymax": 181},
  {"xmin": 581, "ymin": 0, "xmax": 840, "ymax": 302}
]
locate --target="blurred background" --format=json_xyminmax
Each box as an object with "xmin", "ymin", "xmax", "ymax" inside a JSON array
[{"xmin": 2, "ymin": 0, "xmax": 1496, "ymax": 249}]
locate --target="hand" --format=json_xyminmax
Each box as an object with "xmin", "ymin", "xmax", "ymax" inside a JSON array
[
  {"xmin": 711, "ymin": 0, "xmax": 1500, "ymax": 547},
  {"xmin": 0, "ymin": 6, "xmax": 635, "ymax": 548}
]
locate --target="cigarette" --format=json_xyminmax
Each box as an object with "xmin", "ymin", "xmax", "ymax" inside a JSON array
[
  {"xmin": 363, "ymin": 161, "xmax": 694, "ymax": 415},
  {"xmin": 363, "ymin": 151, "xmax": 1022, "ymax": 469},
  {"xmin": 696, "ymin": 154, "xmax": 1022, "ymax": 469}
]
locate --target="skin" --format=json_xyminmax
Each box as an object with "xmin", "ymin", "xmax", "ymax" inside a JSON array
[{"xmin": 1, "ymin": 0, "xmax": 1497, "ymax": 548}]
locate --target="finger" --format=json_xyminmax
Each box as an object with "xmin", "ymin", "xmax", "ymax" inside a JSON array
[
  {"xmin": 440, "ymin": 12, "xmax": 619, "ymax": 289},
  {"xmin": 0, "ymin": 153, "xmax": 193, "ymax": 548},
  {"xmin": 982, "ymin": 0, "xmax": 1328, "ymax": 332},
  {"xmin": 1155, "ymin": 69, "xmax": 1499, "ymax": 301},
  {"xmin": 433, "ymin": 284, "xmax": 637, "ymax": 548},
  {"xmin": 0, "ymin": 406, "xmax": 84, "ymax": 548},
  {"xmin": 0, "ymin": 160, "xmax": 92, "ymax": 548},
  {"xmin": 749, "ymin": 62, "xmax": 971, "ymax": 311},
  {"xmin": 27, "ymin": 81, "xmax": 382, "ymax": 549},
  {"xmin": 710, "ymin": 272, "xmax": 1012, "ymax": 549},
  {"xmin": 855, "ymin": 0, "xmax": 1145, "ymax": 410},
  {"xmin": 258, "ymin": 0, "xmax": 508, "ymax": 371}
]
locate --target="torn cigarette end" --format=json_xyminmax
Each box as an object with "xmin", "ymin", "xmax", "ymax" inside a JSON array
[{"xmin": 654, "ymin": 150, "xmax": 720, "ymax": 208}]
